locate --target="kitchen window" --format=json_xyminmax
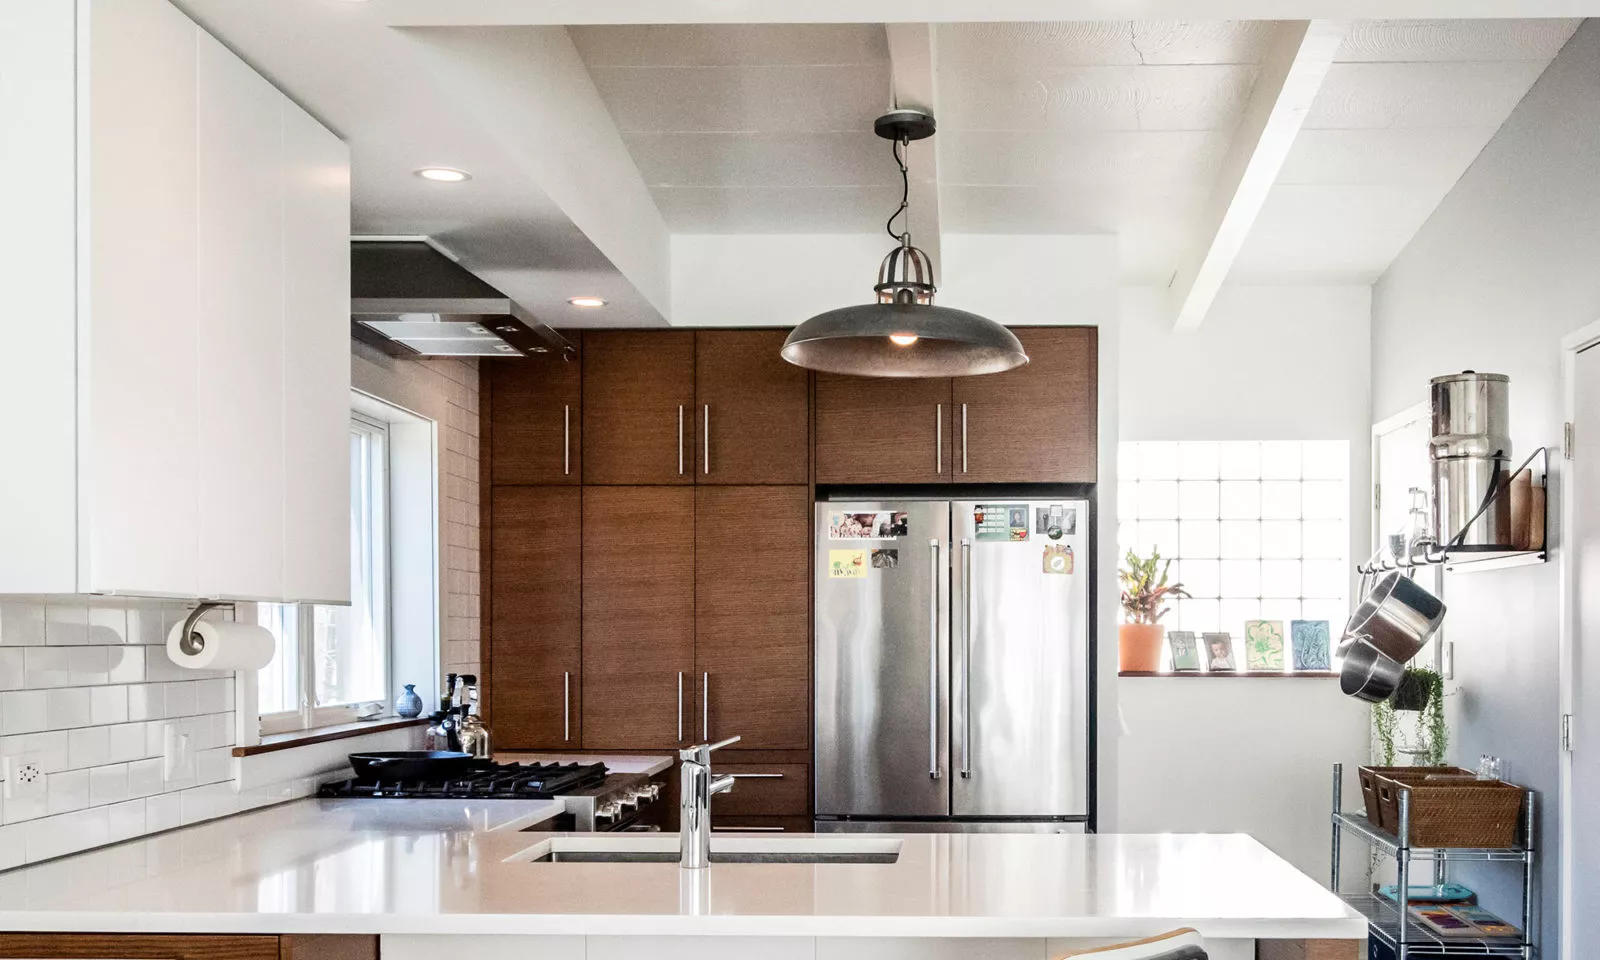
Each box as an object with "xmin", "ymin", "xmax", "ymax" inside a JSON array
[
  {"xmin": 1117, "ymin": 441, "xmax": 1349, "ymax": 636},
  {"xmin": 258, "ymin": 413, "xmax": 391, "ymax": 733}
]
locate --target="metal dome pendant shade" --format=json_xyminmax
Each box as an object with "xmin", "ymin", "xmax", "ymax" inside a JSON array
[{"xmin": 782, "ymin": 110, "xmax": 1027, "ymax": 379}]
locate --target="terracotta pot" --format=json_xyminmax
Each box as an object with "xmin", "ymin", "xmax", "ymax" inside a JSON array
[{"xmin": 1119, "ymin": 623, "xmax": 1166, "ymax": 672}]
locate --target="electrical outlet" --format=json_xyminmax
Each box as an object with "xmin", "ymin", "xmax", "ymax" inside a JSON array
[
  {"xmin": 162, "ymin": 723, "xmax": 195, "ymax": 783},
  {"xmin": 1, "ymin": 754, "xmax": 47, "ymax": 801}
]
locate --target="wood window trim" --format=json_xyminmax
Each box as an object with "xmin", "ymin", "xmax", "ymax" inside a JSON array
[{"xmin": 232, "ymin": 716, "xmax": 427, "ymax": 757}]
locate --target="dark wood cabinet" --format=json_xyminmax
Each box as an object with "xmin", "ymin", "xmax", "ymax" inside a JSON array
[
  {"xmin": 0, "ymin": 936, "xmax": 375, "ymax": 960},
  {"xmin": 581, "ymin": 486, "xmax": 696, "ymax": 749},
  {"xmin": 695, "ymin": 330, "xmax": 809, "ymax": 484},
  {"xmin": 582, "ymin": 331, "xmax": 696, "ymax": 485},
  {"xmin": 694, "ymin": 486, "xmax": 810, "ymax": 750},
  {"xmin": 486, "ymin": 334, "xmax": 581, "ymax": 485},
  {"xmin": 489, "ymin": 486, "xmax": 582, "ymax": 748},
  {"xmin": 711, "ymin": 762, "xmax": 810, "ymax": 816},
  {"xmin": 953, "ymin": 327, "xmax": 1097, "ymax": 483},
  {"xmin": 814, "ymin": 374, "xmax": 952, "ymax": 483}
]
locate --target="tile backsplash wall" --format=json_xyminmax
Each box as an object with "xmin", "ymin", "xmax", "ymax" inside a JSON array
[{"xmin": 0, "ymin": 600, "xmax": 316, "ymax": 869}]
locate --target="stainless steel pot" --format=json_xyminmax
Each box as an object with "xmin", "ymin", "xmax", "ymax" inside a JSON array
[
  {"xmin": 1433, "ymin": 456, "xmax": 1513, "ymax": 549},
  {"xmin": 1343, "ymin": 570, "xmax": 1446, "ymax": 663},
  {"xmin": 1340, "ymin": 638, "xmax": 1407, "ymax": 703},
  {"xmin": 1430, "ymin": 371, "xmax": 1510, "ymax": 460}
]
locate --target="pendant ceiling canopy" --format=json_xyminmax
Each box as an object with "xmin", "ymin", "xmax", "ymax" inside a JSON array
[{"xmin": 781, "ymin": 110, "xmax": 1027, "ymax": 379}]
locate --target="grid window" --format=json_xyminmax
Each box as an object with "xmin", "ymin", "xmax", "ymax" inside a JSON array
[{"xmin": 1118, "ymin": 441, "xmax": 1350, "ymax": 637}]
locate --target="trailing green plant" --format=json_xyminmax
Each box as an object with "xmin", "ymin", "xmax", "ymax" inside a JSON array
[
  {"xmin": 1119, "ymin": 547, "xmax": 1191, "ymax": 625},
  {"xmin": 1372, "ymin": 667, "xmax": 1449, "ymax": 766}
]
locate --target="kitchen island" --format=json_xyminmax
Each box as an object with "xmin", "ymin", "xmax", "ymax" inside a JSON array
[{"xmin": 0, "ymin": 799, "xmax": 1364, "ymax": 960}]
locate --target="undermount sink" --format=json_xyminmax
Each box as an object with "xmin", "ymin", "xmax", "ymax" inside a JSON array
[{"xmin": 515, "ymin": 836, "xmax": 901, "ymax": 865}]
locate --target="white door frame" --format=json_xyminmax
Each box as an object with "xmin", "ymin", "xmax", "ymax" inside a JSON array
[{"xmin": 1556, "ymin": 319, "xmax": 1600, "ymax": 960}]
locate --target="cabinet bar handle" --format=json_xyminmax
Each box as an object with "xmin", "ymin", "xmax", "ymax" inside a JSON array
[
  {"xmin": 677, "ymin": 671, "xmax": 684, "ymax": 742},
  {"xmin": 703, "ymin": 404, "xmax": 710, "ymax": 475},
  {"xmin": 563, "ymin": 404, "xmax": 571, "ymax": 476},
  {"xmin": 713, "ymin": 826, "xmax": 786, "ymax": 832},
  {"xmin": 729, "ymin": 773, "xmax": 784, "ymax": 779},
  {"xmin": 961, "ymin": 403, "xmax": 968, "ymax": 474},
  {"xmin": 702, "ymin": 671, "xmax": 710, "ymax": 740},
  {"xmin": 562, "ymin": 671, "xmax": 571, "ymax": 741},
  {"xmin": 935, "ymin": 404, "xmax": 943, "ymax": 474},
  {"xmin": 929, "ymin": 538, "xmax": 941, "ymax": 780},
  {"xmin": 678, "ymin": 405, "xmax": 685, "ymax": 476}
]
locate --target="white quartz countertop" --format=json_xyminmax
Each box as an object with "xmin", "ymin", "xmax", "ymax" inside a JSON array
[
  {"xmin": 494, "ymin": 752, "xmax": 673, "ymax": 776},
  {"xmin": 0, "ymin": 799, "xmax": 1364, "ymax": 941}
]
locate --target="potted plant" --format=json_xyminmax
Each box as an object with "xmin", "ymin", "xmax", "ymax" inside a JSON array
[
  {"xmin": 1373, "ymin": 666, "xmax": 1449, "ymax": 766},
  {"xmin": 1119, "ymin": 547, "xmax": 1190, "ymax": 672}
]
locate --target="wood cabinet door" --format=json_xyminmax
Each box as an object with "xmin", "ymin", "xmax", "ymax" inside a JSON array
[
  {"xmin": 583, "ymin": 331, "xmax": 695, "ymax": 485},
  {"xmin": 952, "ymin": 327, "xmax": 1098, "ymax": 483},
  {"xmin": 488, "ymin": 334, "xmax": 581, "ymax": 485},
  {"xmin": 582, "ymin": 486, "xmax": 696, "ymax": 748},
  {"xmin": 694, "ymin": 486, "xmax": 810, "ymax": 750},
  {"xmin": 695, "ymin": 331, "xmax": 809, "ymax": 484},
  {"xmin": 813, "ymin": 375, "xmax": 952, "ymax": 484},
  {"xmin": 0, "ymin": 936, "xmax": 281, "ymax": 960},
  {"xmin": 489, "ymin": 486, "xmax": 582, "ymax": 748}
]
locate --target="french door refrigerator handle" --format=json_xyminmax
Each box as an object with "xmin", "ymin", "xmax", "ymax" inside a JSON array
[
  {"xmin": 928, "ymin": 538, "xmax": 941, "ymax": 780},
  {"xmin": 960, "ymin": 538, "xmax": 973, "ymax": 779}
]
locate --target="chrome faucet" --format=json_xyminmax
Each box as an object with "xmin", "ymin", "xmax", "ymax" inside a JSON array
[{"xmin": 679, "ymin": 734, "xmax": 740, "ymax": 869}]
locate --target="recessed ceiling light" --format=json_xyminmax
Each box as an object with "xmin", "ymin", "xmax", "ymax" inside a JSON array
[
  {"xmin": 415, "ymin": 167, "xmax": 471, "ymax": 183},
  {"xmin": 567, "ymin": 296, "xmax": 607, "ymax": 308}
]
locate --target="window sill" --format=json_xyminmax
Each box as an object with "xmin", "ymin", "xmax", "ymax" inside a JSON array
[
  {"xmin": 232, "ymin": 716, "xmax": 429, "ymax": 757},
  {"xmin": 1119, "ymin": 670, "xmax": 1340, "ymax": 679}
]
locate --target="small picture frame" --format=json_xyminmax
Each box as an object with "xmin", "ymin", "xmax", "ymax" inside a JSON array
[
  {"xmin": 1291, "ymin": 620, "xmax": 1333, "ymax": 671},
  {"xmin": 1167, "ymin": 630, "xmax": 1201, "ymax": 671},
  {"xmin": 1203, "ymin": 632, "xmax": 1236, "ymax": 671},
  {"xmin": 1244, "ymin": 620, "xmax": 1286, "ymax": 671}
]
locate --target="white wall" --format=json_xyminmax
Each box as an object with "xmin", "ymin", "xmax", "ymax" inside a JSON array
[
  {"xmin": 1115, "ymin": 284, "xmax": 1373, "ymax": 882},
  {"xmin": 1369, "ymin": 21, "xmax": 1600, "ymax": 954}
]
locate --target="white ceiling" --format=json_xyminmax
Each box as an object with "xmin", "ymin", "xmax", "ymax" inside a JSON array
[{"xmin": 170, "ymin": 2, "xmax": 1583, "ymax": 328}]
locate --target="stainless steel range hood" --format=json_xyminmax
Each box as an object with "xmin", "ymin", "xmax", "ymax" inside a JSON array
[{"xmin": 350, "ymin": 238, "xmax": 574, "ymax": 359}]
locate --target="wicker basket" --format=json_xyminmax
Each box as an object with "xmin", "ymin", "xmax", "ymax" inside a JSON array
[
  {"xmin": 1376, "ymin": 774, "xmax": 1525, "ymax": 848},
  {"xmin": 1357, "ymin": 765, "xmax": 1470, "ymax": 825}
]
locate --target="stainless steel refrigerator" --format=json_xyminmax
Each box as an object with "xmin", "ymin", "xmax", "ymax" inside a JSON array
[{"xmin": 814, "ymin": 497, "xmax": 1095, "ymax": 833}]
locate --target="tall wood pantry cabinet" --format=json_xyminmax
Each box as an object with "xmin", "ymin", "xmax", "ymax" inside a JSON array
[{"xmin": 1, "ymin": 0, "xmax": 351, "ymax": 602}]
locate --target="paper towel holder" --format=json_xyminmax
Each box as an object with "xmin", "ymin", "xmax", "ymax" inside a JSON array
[{"xmin": 177, "ymin": 601, "xmax": 236, "ymax": 657}]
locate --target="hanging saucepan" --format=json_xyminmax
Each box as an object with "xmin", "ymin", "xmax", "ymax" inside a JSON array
[
  {"xmin": 1340, "ymin": 638, "xmax": 1408, "ymax": 703},
  {"xmin": 1341, "ymin": 570, "xmax": 1446, "ymax": 664},
  {"xmin": 1335, "ymin": 566, "xmax": 1379, "ymax": 659}
]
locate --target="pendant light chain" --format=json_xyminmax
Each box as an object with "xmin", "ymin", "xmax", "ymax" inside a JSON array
[{"xmin": 885, "ymin": 135, "xmax": 911, "ymax": 243}]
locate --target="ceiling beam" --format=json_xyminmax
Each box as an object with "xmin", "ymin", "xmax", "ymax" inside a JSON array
[
  {"xmin": 884, "ymin": 23, "xmax": 942, "ymax": 285},
  {"xmin": 382, "ymin": 1, "xmax": 1588, "ymax": 26},
  {"xmin": 1169, "ymin": 20, "xmax": 1347, "ymax": 332}
]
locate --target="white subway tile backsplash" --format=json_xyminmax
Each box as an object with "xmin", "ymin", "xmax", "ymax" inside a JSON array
[
  {"xmin": 164, "ymin": 681, "xmax": 197, "ymax": 718},
  {"xmin": 67, "ymin": 726, "xmax": 111, "ymax": 769},
  {"xmin": 44, "ymin": 604, "xmax": 91, "ymax": 646},
  {"xmin": 24, "ymin": 647, "xmax": 70, "ymax": 689},
  {"xmin": 45, "ymin": 687, "xmax": 90, "ymax": 730},
  {"xmin": 108, "ymin": 722, "xmax": 146, "ymax": 763},
  {"xmin": 178, "ymin": 782, "xmax": 237, "ymax": 825},
  {"xmin": 145, "ymin": 792, "xmax": 180, "ymax": 833},
  {"xmin": 128, "ymin": 757, "xmax": 163, "ymax": 798},
  {"xmin": 0, "ymin": 823, "xmax": 25, "ymax": 869},
  {"xmin": 90, "ymin": 685, "xmax": 128, "ymax": 725},
  {"xmin": 0, "ymin": 603, "xmax": 47, "ymax": 646},
  {"xmin": 0, "ymin": 648, "xmax": 23, "ymax": 690},
  {"xmin": 1, "ymin": 786, "xmax": 45, "ymax": 824},
  {"xmin": 26, "ymin": 730, "xmax": 69, "ymax": 773},
  {"xmin": 87, "ymin": 606, "xmax": 127, "ymax": 645},
  {"xmin": 89, "ymin": 763, "xmax": 129, "ymax": 806},
  {"xmin": 47, "ymin": 768, "xmax": 89, "ymax": 815},
  {"xmin": 27, "ymin": 806, "xmax": 108, "ymax": 862},
  {"xmin": 196, "ymin": 746, "xmax": 231, "ymax": 785},
  {"xmin": 108, "ymin": 798, "xmax": 145, "ymax": 841},
  {"xmin": 108, "ymin": 646, "xmax": 144, "ymax": 684},
  {"xmin": 67, "ymin": 646, "xmax": 110, "ymax": 685},
  {"xmin": 128, "ymin": 683, "xmax": 165, "ymax": 721},
  {"xmin": 2, "ymin": 689, "xmax": 48, "ymax": 735},
  {"xmin": 126, "ymin": 607, "xmax": 166, "ymax": 647},
  {"xmin": 195, "ymin": 678, "xmax": 228, "ymax": 715}
]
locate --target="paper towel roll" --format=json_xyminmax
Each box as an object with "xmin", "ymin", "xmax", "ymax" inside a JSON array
[{"xmin": 165, "ymin": 617, "xmax": 275, "ymax": 671}]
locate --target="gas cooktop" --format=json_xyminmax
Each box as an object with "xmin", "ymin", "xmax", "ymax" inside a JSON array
[{"xmin": 318, "ymin": 760, "xmax": 609, "ymax": 799}]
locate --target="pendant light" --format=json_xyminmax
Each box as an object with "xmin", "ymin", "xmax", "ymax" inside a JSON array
[{"xmin": 781, "ymin": 110, "xmax": 1027, "ymax": 378}]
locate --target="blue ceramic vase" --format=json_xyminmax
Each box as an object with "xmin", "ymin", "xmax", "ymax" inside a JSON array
[{"xmin": 395, "ymin": 683, "xmax": 424, "ymax": 718}]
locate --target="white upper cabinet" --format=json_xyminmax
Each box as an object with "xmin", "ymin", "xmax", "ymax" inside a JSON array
[{"xmin": 0, "ymin": 0, "xmax": 351, "ymax": 603}]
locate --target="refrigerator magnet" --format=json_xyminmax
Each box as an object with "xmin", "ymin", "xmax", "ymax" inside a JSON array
[
  {"xmin": 1042, "ymin": 543, "xmax": 1074, "ymax": 575},
  {"xmin": 975, "ymin": 503, "xmax": 1030, "ymax": 541},
  {"xmin": 828, "ymin": 549, "xmax": 868, "ymax": 578},
  {"xmin": 870, "ymin": 549, "xmax": 899, "ymax": 569}
]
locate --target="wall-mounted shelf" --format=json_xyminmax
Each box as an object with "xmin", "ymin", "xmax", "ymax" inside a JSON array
[{"xmin": 1358, "ymin": 547, "xmax": 1547, "ymax": 577}]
